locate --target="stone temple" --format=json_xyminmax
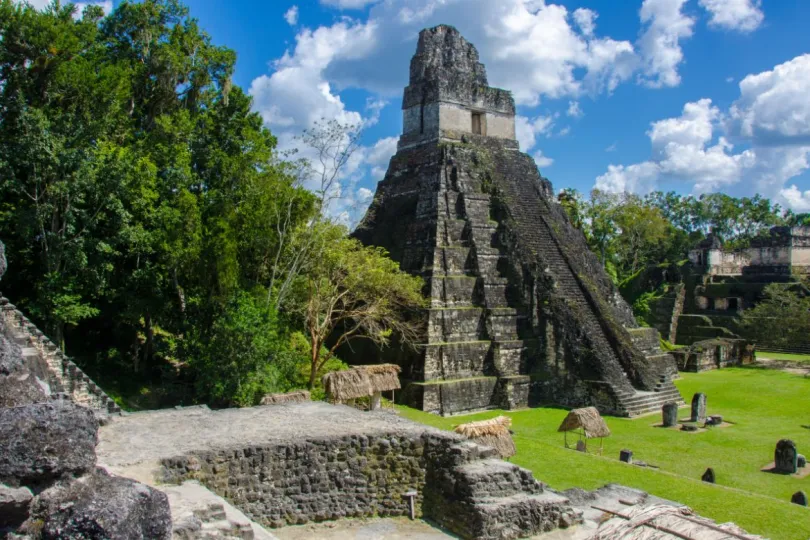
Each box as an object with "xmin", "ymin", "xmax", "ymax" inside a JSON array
[{"xmin": 354, "ymin": 25, "xmax": 683, "ymax": 417}]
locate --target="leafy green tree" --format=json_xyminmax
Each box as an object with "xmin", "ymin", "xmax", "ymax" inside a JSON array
[
  {"xmin": 291, "ymin": 231, "xmax": 426, "ymax": 389},
  {"xmin": 739, "ymin": 284, "xmax": 810, "ymax": 351},
  {"xmin": 189, "ymin": 292, "xmax": 302, "ymax": 407}
]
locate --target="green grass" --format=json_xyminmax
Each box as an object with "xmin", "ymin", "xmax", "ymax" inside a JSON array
[
  {"xmin": 399, "ymin": 368, "xmax": 810, "ymax": 540},
  {"xmin": 758, "ymin": 350, "xmax": 810, "ymax": 363}
]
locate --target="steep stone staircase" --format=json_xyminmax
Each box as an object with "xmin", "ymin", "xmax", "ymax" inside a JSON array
[
  {"xmin": 489, "ymin": 153, "xmax": 684, "ymax": 417},
  {"xmin": 0, "ymin": 295, "xmax": 120, "ymax": 415},
  {"xmin": 425, "ymin": 440, "xmax": 580, "ymax": 539}
]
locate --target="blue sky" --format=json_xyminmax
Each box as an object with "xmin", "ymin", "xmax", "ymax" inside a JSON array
[{"xmin": 27, "ymin": 0, "xmax": 810, "ymax": 222}]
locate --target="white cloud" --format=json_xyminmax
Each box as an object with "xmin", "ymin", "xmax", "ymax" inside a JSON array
[
  {"xmin": 533, "ymin": 150, "xmax": 554, "ymax": 169},
  {"xmin": 699, "ymin": 0, "xmax": 763, "ymax": 32},
  {"xmin": 637, "ymin": 0, "xmax": 695, "ymax": 88},
  {"xmin": 605, "ymin": 142, "xmax": 618, "ymax": 152},
  {"xmin": 594, "ymin": 54, "xmax": 810, "ymax": 210},
  {"xmin": 573, "ymin": 8, "xmax": 597, "ymax": 38},
  {"xmin": 321, "ymin": 0, "xmax": 379, "ymax": 9},
  {"xmin": 729, "ymin": 54, "xmax": 810, "ymax": 146},
  {"xmin": 284, "ymin": 5, "xmax": 299, "ymax": 26},
  {"xmin": 566, "ymin": 101, "xmax": 583, "ymax": 118},
  {"xmin": 596, "ymin": 162, "xmax": 660, "ymax": 194},
  {"xmin": 365, "ymin": 136, "xmax": 398, "ymax": 180},
  {"xmin": 515, "ymin": 115, "xmax": 555, "ymax": 152},
  {"xmin": 249, "ymin": 21, "xmax": 376, "ymax": 133},
  {"xmin": 780, "ymin": 184, "xmax": 810, "ymax": 212},
  {"xmin": 357, "ymin": 187, "xmax": 374, "ymax": 202}
]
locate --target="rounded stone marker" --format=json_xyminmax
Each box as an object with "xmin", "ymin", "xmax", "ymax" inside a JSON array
[
  {"xmin": 681, "ymin": 424, "xmax": 699, "ymax": 432},
  {"xmin": 797, "ymin": 454, "xmax": 807, "ymax": 468},
  {"xmin": 791, "ymin": 491, "xmax": 808, "ymax": 506},
  {"xmin": 619, "ymin": 449, "xmax": 633, "ymax": 463},
  {"xmin": 662, "ymin": 402, "xmax": 678, "ymax": 427},
  {"xmin": 702, "ymin": 468, "xmax": 715, "ymax": 483},
  {"xmin": 690, "ymin": 393, "xmax": 707, "ymax": 422}
]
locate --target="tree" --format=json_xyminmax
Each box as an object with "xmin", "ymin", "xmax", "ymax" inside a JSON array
[
  {"xmin": 291, "ymin": 232, "xmax": 426, "ymax": 389},
  {"xmin": 739, "ymin": 284, "xmax": 810, "ymax": 351}
]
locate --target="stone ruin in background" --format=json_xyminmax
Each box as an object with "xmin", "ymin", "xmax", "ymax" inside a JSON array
[{"xmin": 353, "ymin": 25, "xmax": 682, "ymax": 417}]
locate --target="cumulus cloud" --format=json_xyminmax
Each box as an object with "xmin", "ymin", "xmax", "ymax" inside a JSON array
[
  {"xmin": 567, "ymin": 101, "xmax": 583, "ymax": 118},
  {"xmin": 699, "ymin": 0, "xmax": 763, "ymax": 32},
  {"xmin": 595, "ymin": 162, "xmax": 660, "ymax": 194},
  {"xmin": 515, "ymin": 115, "xmax": 555, "ymax": 152},
  {"xmin": 729, "ymin": 54, "xmax": 810, "ymax": 146},
  {"xmin": 533, "ymin": 150, "xmax": 554, "ymax": 169},
  {"xmin": 365, "ymin": 136, "xmax": 398, "ymax": 181},
  {"xmin": 284, "ymin": 5, "xmax": 299, "ymax": 26},
  {"xmin": 637, "ymin": 0, "xmax": 695, "ymax": 88},
  {"xmin": 595, "ymin": 54, "xmax": 810, "ymax": 210}
]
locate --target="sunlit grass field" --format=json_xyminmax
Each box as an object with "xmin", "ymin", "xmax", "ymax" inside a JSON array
[
  {"xmin": 399, "ymin": 368, "xmax": 810, "ymax": 540},
  {"xmin": 758, "ymin": 351, "xmax": 810, "ymax": 364}
]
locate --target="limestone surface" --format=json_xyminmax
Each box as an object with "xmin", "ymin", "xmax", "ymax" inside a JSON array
[
  {"xmin": 24, "ymin": 468, "xmax": 171, "ymax": 539},
  {"xmin": 0, "ymin": 399, "xmax": 98, "ymax": 487}
]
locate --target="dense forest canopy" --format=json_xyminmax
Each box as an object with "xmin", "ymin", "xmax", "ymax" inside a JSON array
[{"xmin": 0, "ymin": 0, "xmax": 424, "ymax": 408}]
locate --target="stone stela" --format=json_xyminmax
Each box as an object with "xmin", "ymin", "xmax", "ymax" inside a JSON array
[{"xmin": 353, "ymin": 24, "xmax": 683, "ymax": 418}]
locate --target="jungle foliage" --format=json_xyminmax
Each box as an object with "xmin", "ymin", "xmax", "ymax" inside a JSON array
[{"xmin": 0, "ymin": 0, "xmax": 424, "ymax": 408}]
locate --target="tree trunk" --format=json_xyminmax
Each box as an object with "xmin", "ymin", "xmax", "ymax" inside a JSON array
[
  {"xmin": 308, "ymin": 340, "xmax": 319, "ymax": 389},
  {"xmin": 143, "ymin": 311, "xmax": 153, "ymax": 372}
]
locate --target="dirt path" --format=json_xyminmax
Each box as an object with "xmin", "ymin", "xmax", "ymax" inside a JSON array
[{"xmin": 753, "ymin": 356, "xmax": 810, "ymax": 376}]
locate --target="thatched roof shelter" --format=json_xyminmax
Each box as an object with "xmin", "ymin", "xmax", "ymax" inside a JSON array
[
  {"xmin": 360, "ymin": 364, "xmax": 401, "ymax": 393},
  {"xmin": 322, "ymin": 364, "xmax": 401, "ymax": 402},
  {"xmin": 557, "ymin": 407, "xmax": 611, "ymax": 438},
  {"xmin": 454, "ymin": 416, "xmax": 516, "ymax": 459},
  {"xmin": 260, "ymin": 390, "xmax": 310, "ymax": 405},
  {"xmin": 593, "ymin": 504, "xmax": 763, "ymax": 539}
]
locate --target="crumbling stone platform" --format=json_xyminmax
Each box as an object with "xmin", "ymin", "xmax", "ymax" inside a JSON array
[{"xmin": 98, "ymin": 402, "xmax": 581, "ymax": 540}]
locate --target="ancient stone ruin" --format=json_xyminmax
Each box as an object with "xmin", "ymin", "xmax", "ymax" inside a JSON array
[
  {"xmin": 690, "ymin": 393, "xmax": 707, "ymax": 423},
  {"xmin": 354, "ymin": 25, "xmax": 682, "ymax": 417},
  {"xmin": 661, "ymin": 402, "xmax": 678, "ymax": 427},
  {"xmin": 775, "ymin": 439, "xmax": 799, "ymax": 474}
]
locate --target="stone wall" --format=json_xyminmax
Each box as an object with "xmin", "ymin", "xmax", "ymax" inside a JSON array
[
  {"xmin": 162, "ymin": 432, "xmax": 433, "ymax": 528},
  {"xmin": 156, "ymin": 416, "xmax": 580, "ymax": 539},
  {"xmin": 672, "ymin": 338, "xmax": 755, "ymax": 372}
]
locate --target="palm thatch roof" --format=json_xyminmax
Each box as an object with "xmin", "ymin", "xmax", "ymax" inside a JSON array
[
  {"xmin": 260, "ymin": 390, "xmax": 311, "ymax": 405},
  {"xmin": 557, "ymin": 407, "xmax": 611, "ymax": 439},
  {"xmin": 361, "ymin": 363, "xmax": 401, "ymax": 393},
  {"xmin": 454, "ymin": 416, "xmax": 516, "ymax": 459},
  {"xmin": 322, "ymin": 364, "xmax": 401, "ymax": 401},
  {"xmin": 593, "ymin": 504, "xmax": 762, "ymax": 539}
]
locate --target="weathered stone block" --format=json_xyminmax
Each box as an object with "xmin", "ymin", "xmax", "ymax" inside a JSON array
[
  {"xmin": 775, "ymin": 439, "xmax": 798, "ymax": 474},
  {"xmin": 662, "ymin": 402, "xmax": 678, "ymax": 427},
  {"xmin": 24, "ymin": 469, "xmax": 171, "ymax": 539},
  {"xmin": 690, "ymin": 393, "xmax": 707, "ymax": 422},
  {"xmin": 0, "ymin": 400, "xmax": 97, "ymax": 487}
]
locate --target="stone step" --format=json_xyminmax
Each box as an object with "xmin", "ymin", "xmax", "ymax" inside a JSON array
[
  {"xmin": 455, "ymin": 459, "xmax": 540, "ymax": 500},
  {"xmin": 470, "ymin": 492, "xmax": 577, "ymax": 539}
]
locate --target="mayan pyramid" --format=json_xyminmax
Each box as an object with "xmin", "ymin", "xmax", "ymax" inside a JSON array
[{"xmin": 353, "ymin": 25, "xmax": 683, "ymax": 417}]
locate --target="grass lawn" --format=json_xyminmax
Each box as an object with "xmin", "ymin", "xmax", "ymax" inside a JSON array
[
  {"xmin": 399, "ymin": 368, "xmax": 810, "ymax": 540},
  {"xmin": 758, "ymin": 350, "xmax": 810, "ymax": 363}
]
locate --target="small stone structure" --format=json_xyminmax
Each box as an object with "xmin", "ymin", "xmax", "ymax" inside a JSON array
[
  {"xmin": 792, "ymin": 490, "xmax": 808, "ymax": 506},
  {"xmin": 690, "ymin": 393, "xmax": 707, "ymax": 422},
  {"xmin": 674, "ymin": 229, "xmax": 810, "ymax": 353},
  {"xmin": 100, "ymin": 402, "xmax": 581, "ymax": 539},
  {"xmin": 353, "ymin": 24, "xmax": 682, "ymax": 418},
  {"xmin": 701, "ymin": 468, "xmax": 715, "ymax": 483},
  {"xmin": 661, "ymin": 402, "xmax": 678, "ymax": 427},
  {"xmin": 798, "ymin": 454, "xmax": 807, "ymax": 468},
  {"xmin": 672, "ymin": 338, "xmax": 755, "ymax": 372},
  {"xmin": 619, "ymin": 450, "xmax": 633, "ymax": 464},
  {"xmin": 774, "ymin": 439, "xmax": 798, "ymax": 474}
]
